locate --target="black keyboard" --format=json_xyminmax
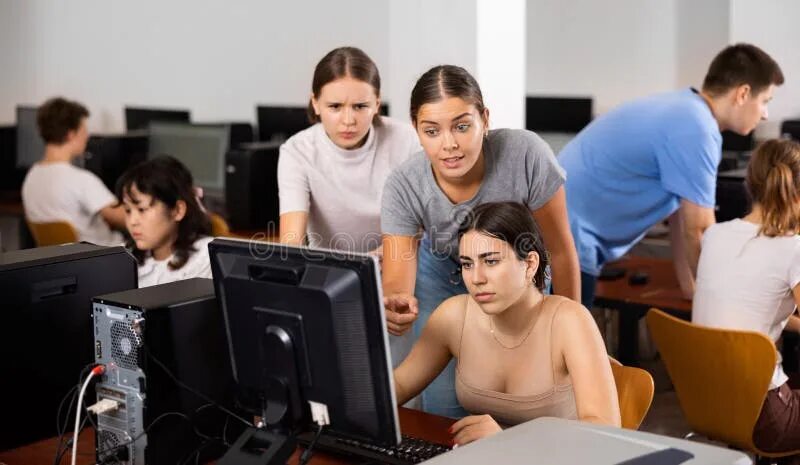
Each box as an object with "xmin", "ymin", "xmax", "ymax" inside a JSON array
[{"xmin": 299, "ymin": 432, "xmax": 451, "ymax": 464}]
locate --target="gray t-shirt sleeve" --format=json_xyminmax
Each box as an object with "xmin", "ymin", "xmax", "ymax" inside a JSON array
[
  {"xmin": 381, "ymin": 165, "xmax": 422, "ymax": 236},
  {"xmin": 523, "ymin": 131, "xmax": 566, "ymax": 210}
]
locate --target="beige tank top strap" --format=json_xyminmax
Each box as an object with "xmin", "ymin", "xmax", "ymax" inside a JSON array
[
  {"xmin": 542, "ymin": 295, "xmax": 567, "ymax": 386},
  {"xmin": 456, "ymin": 295, "xmax": 469, "ymax": 360}
]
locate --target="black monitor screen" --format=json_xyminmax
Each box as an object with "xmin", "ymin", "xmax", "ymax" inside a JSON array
[
  {"xmin": 16, "ymin": 106, "xmax": 45, "ymax": 168},
  {"xmin": 209, "ymin": 238, "xmax": 400, "ymax": 446},
  {"xmin": 721, "ymin": 130, "xmax": 754, "ymax": 152},
  {"xmin": 148, "ymin": 122, "xmax": 229, "ymax": 193},
  {"xmin": 125, "ymin": 107, "xmax": 191, "ymax": 131},
  {"xmin": 526, "ymin": 96, "xmax": 593, "ymax": 133},
  {"xmin": 256, "ymin": 106, "xmax": 312, "ymax": 142}
]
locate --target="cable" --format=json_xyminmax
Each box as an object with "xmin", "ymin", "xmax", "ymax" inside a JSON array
[
  {"xmin": 142, "ymin": 343, "xmax": 251, "ymax": 427},
  {"xmin": 53, "ymin": 363, "xmax": 96, "ymax": 465},
  {"xmin": 298, "ymin": 424, "xmax": 325, "ymax": 465},
  {"xmin": 71, "ymin": 365, "xmax": 105, "ymax": 465},
  {"xmin": 53, "ymin": 413, "xmax": 90, "ymax": 465}
]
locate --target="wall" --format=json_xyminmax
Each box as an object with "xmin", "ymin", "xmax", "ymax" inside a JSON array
[
  {"xmin": 730, "ymin": 0, "xmax": 800, "ymax": 137},
  {"xmin": 526, "ymin": 0, "xmax": 678, "ymax": 115},
  {"xmin": 0, "ymin": 0, "xmax": 389, "ymax": 132}
]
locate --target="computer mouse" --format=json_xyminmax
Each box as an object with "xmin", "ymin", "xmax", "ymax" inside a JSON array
[{"xmin": 628, "ymin": 271, "xmax": 649, "ymax": 286}]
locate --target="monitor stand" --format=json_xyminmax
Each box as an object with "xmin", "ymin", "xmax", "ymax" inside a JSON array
[
  {"xmin": 219, "ymin": 324, "xmax": 305, "ymax": 465},
  {"xmin": 218, "ymin": 428, "xmax": 296, "ymax": 465}
]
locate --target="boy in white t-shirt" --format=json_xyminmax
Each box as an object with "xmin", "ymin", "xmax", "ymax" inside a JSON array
[{"xmin": 21, "ymin": 97, "xmax": 125, "ymax": 246}]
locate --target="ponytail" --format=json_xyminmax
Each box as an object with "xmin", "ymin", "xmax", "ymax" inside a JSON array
[{"xmin": 746, "ymin": 139, "xmax": 800, "ymax": 237}]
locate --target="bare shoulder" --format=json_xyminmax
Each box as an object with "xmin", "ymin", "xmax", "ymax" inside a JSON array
[
  {"xmin": 429, "ymin": 294, "xmax": 469, "ymax": 328},
  {"xmin": 549, "ymin": 295, "xmax": 597, "ymax": 333}
]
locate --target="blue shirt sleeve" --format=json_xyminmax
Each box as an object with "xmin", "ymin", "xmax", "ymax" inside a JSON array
[{"xmin": 656, "ymin": 130, "xmax": 721, "ymax": 208}]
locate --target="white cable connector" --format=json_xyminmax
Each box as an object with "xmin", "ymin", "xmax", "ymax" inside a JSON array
[
  {"xmin": 72, "ymin": 365, "xmax": 105, "ymax": 465},
  {"xmin": 308, "ymin": 400, "xmax": 330, "ymax": 426},
  {"xmin": 87, "ymin": 398, "xmax": 120, "ymax": 415}
]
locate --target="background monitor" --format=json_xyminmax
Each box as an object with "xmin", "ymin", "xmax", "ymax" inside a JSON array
[
  {"xmin": 256, "ymin": 104, "xmax": 391, "ymax": 143},
  {"xmin": 16, "ymin": 105, "xmax": 45, "ymax": 168},
  {"xmin": 125, "ymin": 106, "xmax": 191, "ymax": 131},
  {"xmin": 209, "ymin": 238, "xmax": 400, "ymax": 446},
  {"xmin": 147, "ymin": 122, "xmax": 229, "ymax": 193},
  {"xmin": 0, "ymin": 243, "xmax": 137, "ymax": 450},
  {"xmin": 721, "ymin": 130, "xmax": 754, "ymax": 153},
  {"xmin": 256, "ymin": 106, "xmax": 312, "ymax": 142},
  {"xmin": 526, "ymin": 96, "xmax": 593, "ymax": 133}
]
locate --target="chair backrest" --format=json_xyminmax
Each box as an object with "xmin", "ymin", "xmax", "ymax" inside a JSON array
[
  {"xmin": 27, "ymin": 220, "xmax": 79, "ymax": 247},
  {"xmin": 209, "ymin": 213, "xmax": 230, "ymax": 237},
  {"xmin": 609, "ymin": 357, "xmax": 654, "ymax": 430},
  {"xmin": 646, "ymin": 308, "xmax": 776, "ymax": 451}
]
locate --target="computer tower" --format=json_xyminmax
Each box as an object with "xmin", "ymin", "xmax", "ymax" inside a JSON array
[
  {"xmin": 92, "ymin": 278, "xmax": 241, "ymax": 465},
  {"xmin": 84, "ymin": 132, "xmax": 149, "ymax": 191},
  {"xmin": 225, "ymin": 142, "xmax": 281, "ymax": 230},
  {"xmin": 0, "ymin": 243, "xmax": 137, "ymax": 450}
]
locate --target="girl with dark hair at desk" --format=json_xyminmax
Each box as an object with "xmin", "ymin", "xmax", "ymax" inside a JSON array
[
  {"xmin": 392, "ymin": 202, "xmax": 620, "ymax": 446},
  {"xmin": 117, "ymin": 156, "xmax": 213, "ymax": 288},
  {"xmin": 693, "ymin": 139, "xmax": 800, "ymax": 457}
]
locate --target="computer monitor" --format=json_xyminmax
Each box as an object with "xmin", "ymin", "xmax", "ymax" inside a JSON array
[
  {"xmin": 208, "ymin": 238, "xmax": 400, "ymax": 462},
  {"xmin": 781, "ymin": 119, "xmax": 800, "ymax": 141},
  {"xmin": 84, "ymin": 132, "xmax": 149, "ymax": 191},
  {"xmin": 16, "ymin": 105, "xmax": 45, "ymax": 168},
  {"xmin": 721, "ymin": 130, "xmax": 754, "ymax": 153},
  {"xmin": 256, "ymin": 106, "xmax": 312, "ymax": 142},
  {"xmin": 526, "ymin": 96, "xmax": 593, "ymax": 133},
  {"xmin": 147, "ymin": 122, "xmax": 229, "ymax": 194},
  {"xmin": 125, "ymin": 106, "xmax": 191, "ymax": 131},
  {"xmin": 0, "ymin": 243, "xmax": 137, "ymax": 450}
]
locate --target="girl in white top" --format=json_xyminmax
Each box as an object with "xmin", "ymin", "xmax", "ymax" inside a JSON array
[
  {"xmin": 117, "ymin": 156, "xmax": 213, "ymax": 288},
  {"xmin": 278, "ymin": 46, "xmax": 419, "ymax": 254},
  {"xmin": 693, "ymin": 139, "xmax": 800, "ymax": 454}
]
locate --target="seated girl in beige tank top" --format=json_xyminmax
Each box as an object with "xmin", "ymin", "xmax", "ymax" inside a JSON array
[{"xmin": 393, "ymin": 202, "xmax": 620, "ymax": 446}]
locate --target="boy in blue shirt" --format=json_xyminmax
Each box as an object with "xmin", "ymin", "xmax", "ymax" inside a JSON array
[{"xmin": 559, "ymin": 44, "xmax": 784, "ymax": 307}]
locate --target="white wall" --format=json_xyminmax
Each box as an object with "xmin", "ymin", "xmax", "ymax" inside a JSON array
[
  {"xmin": 674, "ymin": 0, "xmax": 729, "ymax": 89},
  {"xmin": 730, "ymin": 0, "xmax": 800, "ymax": 137},
  {"xmin": 0, "ymin": 0, "xmax": 389, "ymax": 132},
  {"xmin": 526, "ymin": 0, "xmax": 678, "ymax": 115},
  {"xmin": 3, "ymin": 1, "xmax": 796, "ymax": 136}
]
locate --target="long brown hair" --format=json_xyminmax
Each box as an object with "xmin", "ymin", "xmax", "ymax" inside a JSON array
[
  {"xmin": 307, "ymin": 46, "xmax": 382, "ymax": 126},
  {"xmin": 746, "ymin": 139, "xmax": 800, "ymax": 237}
]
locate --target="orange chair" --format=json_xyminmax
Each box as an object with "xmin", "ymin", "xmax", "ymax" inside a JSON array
[
  {"xmin": 609, "ymin": 357, "xmax": 654, "ymax": 430},
  {"xmin": 27, "ymin": 220, "xmax": 79, "ymax": 247},
  {"xmin": 646, "ymin": 308, "xmax": 800, "ymax": 460},
  {"xmin": 209, "ymin": 213, "xmax": 231, "ymax": 237}
]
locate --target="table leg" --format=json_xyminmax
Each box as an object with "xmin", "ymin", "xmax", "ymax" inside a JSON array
[{"xmin": 618, "ymin": 310, "xmax": 641, "ymax": 366}]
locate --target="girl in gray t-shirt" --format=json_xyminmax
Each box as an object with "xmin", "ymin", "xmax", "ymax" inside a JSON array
[{"xmin": 380, "ymin": 65, "xmax": 580, "ymax": 418}]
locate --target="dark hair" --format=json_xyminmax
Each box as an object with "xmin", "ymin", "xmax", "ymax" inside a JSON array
[
  {"xmin": 457, "ymin": 202, "xmax": 549, "ymax": 290},
  {"xmin": 746, "ymin": 139, "xmax": 800, "ymax": 237},
  {"xmin": 36, "ymin": 97, "xmax": 89, "ymax": 144},
  {"xmin": 409, "ymin": 65, "xmax": 486, "ymax": 125},
  {"xmin": 702, "ymin": 43, "xmax": 784, "ymax": 96},
  {"xmin": 307, "ymin": 46, "xmax": 382, "ymax": 126},
  {"xmin": 115, "ymin": 155, "xmax": 211, "ymax": 270}
]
